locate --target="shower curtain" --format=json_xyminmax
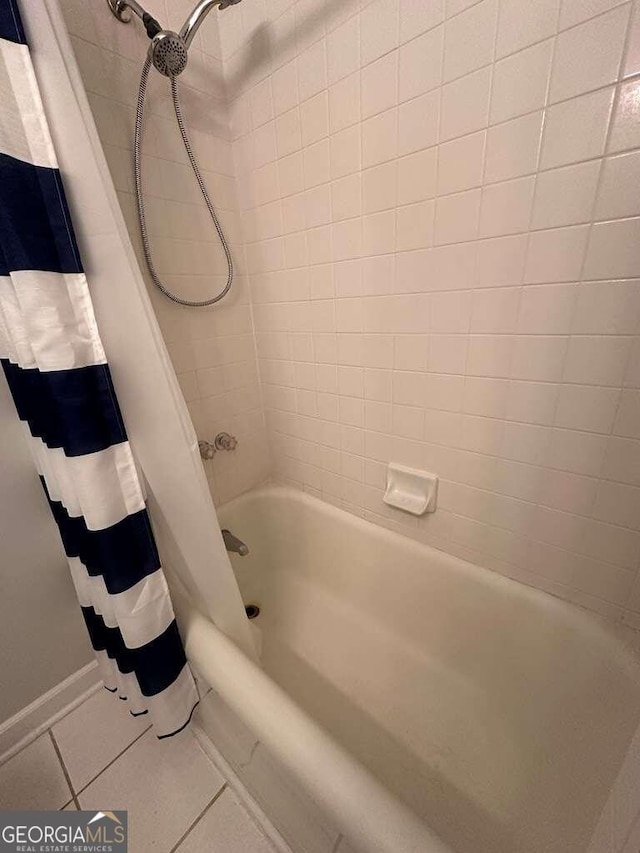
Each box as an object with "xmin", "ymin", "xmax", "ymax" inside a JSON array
[{"xmin": 0, "ymin": 0, "xmax": 198, "ymax": 737}]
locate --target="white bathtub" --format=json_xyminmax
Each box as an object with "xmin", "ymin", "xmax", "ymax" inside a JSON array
[{"xmin": 177, "ymin": 485, "xmax": 640, "ymax": 853}]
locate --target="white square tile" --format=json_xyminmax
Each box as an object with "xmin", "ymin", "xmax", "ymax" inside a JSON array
[
  {"xmin": 428, "ymin": 335, "xmax": 468, "ymax": 374},
  {"xmin": 510, "ymin": 335, "xmax": 568, "ymax": 381},
  {"xmin": 547, "ymin": 429, "xmax": 607, "ymax": 477},
  {"xmin": 362, "ymin": 255, "xmax": 397, "ymax": 295},
  {"xmin": 593, "ymin": 480, "xmax": 640, "ymax": 530},
  {"xmin": 331, "ymin": 174, "xmax": 362, "ymax": 221},
  {"xmin": 362, "ymin": 51, "xmax": 399, "ymax": 118},
  {"xmin": 300, "ymin": 92, "xmax": 329, "ymax": 146},
  {"xmin": 471, "ymin": 286, "xmax": 521, "ymax": 332},
  {"xmin": 329, "ymin": 72, "xmax": 360, "ymax": 133},
  {"xmin": 360, "ymin": 0, "xmax": 399, "ymax": 64},
  {"xmin": 614, "ymin": 390, "xmax": 640, "ymax": 439},
  {"xmin": 400, "ymin": 0, "xmax": 444, "ymax": 43},
  {"xmin": 532, "ymin": 161, "xmax": 600, "ymax": 230},
  {"xmin": 516, "ymin": 284, "xmax": 577, "ymax": 334},
  {"xmin": 396, "ymin": 248, "xmax": 433, "ymax": 292},
  {"xmin": 362, "ymin": 162, "xmax": 398, "ymax": 213},
  {"xmin": 435, "ymin": 189, "xmax": 481, "ymax": 245},
  {"xmin": 463, "ymin": 375, "xmax": 510, "ymax": 417},
  {"xmin": 572, "ymin": 281, "xmax": 640, "ymax": 334},
  {"xmin": 563, "ymin": 335, "xmax": 633, "ymax": 386},
  {"xmin": 467, "ymin": 334, "xmax": 514, "ymax": 377},
  {"xmin": 549, "ymin": 5, "xmax": 630, "ymax": 103},
  {"xmin": 399, "ymin": 26, "xmax": 444, "ymax": 103},
  {"xmin": 333, "ymin": 218, "xmax": 363, "ymax": 261},
  {"xmin": 176, "ymin": 788, "xmax": 275, "ymax": 853},
  {"xmin": 437, "ymin": 130, "xmax": 486, "ymax": 195},
  {"xmin": 279, "ymin": 152, "xmax": 304, "ymax": 197},
  {"xmin": 276, "ymin": 109, "xmax": 302, "ymax": 158},
  {"xmin": 430, "ymin": 290, "xmax": 473, "ymax": 332},
  {"xmin": 393, "ymin": 370, "xmax": 426, "ymax": 405},
  {"xmin": 363, "ymin": 108, "xmax": 398, "ymax": 167},
  {"xmin": 524, "ymin": 225, "xmax": 589, "ymax": 283},
  {"xmin": 396, "ymin": 200, "xmax": 435, "ymax": 251},
  {"xmin": 393, "ymin": 404, "xmax": 425, "ymax": 439},
  {"xmin": 397, "ymin": 147, "xmax": 437, "ymax": 204},
  {"xmin": 490, "ymin": 39, "xmax": 554, "ymax": 124},
  {"xmin": 596, "ymin": 151, "xmax": 640, "ymax": 221},
  {"xmin": 52, "ymin": 688, "xmax": 151, "ymax": 793},
  {"xmin": 625, "ymin": 2, "xmax": 640, "ymax": 78},
  {"xmin": 0, "ymin": 735, "xmax": 71, "ymax": 810},
  {"xmin": 555, "ymin": 384, "xmax": 621, "ymax": 433},
  {"xmin": 327, "ymin": 14, "xmax": 360, "ymax": 85},
  {"xmin": 484, "ymin": 111, "xmax": 543, "ymax": 184},
  {"xmin": 601, "ymin": 436, "xmax": 640, "ymax": 486},
  {"xmin": 297, "ymin": 39, "xmax": 327, "ymax": 102},
  {"xmin": 624, "ymin": 338, "xmax": 640, "ymax": 389},
  {"xmin": 398, "ymin": 91, "xmax": 440, "ymax": 154},
  {"xmin": 272, "ymin": 60, "xmax": 299, "ymax": 116},
  {"xmin": 479, "ymin": 176, "xmax": 536, "ymax": 238},
  {"xmin": 608, "ymin": 78, "xmax": 640, "ymax": 153},
  {"xmin": 443, "ymin": 0, "xmax": 498, "ymax": 83},
  {"xmin": 505, "ymin": 380, "xmax": 559, "ymax": 426},
  {"xmin": 560, "ymin": 0, "xmax": 629, "ymax": 30},
  {"xmin": 431, "ymin": 242, "xmax": 477, "ymax": 289},
  {"xmin": 303, "ymin": 139, "xmax": 330, "ymax": 188},
  {"xmin": 540, "ymin": 87, "xmax": 615, "ymax": 170},
  {"xmin": 496, "ymin": 0, "xmax": 559, "ymax": 58},
  {"xmin": 584, "ymin": 218, "xmax": 640, "ymax": 281},
  {"xmin": 440, "ymin": 66, "xmax": 491, "ymax": 142},
  {"xmin": 476, "ymin": 234, "xmax": 528, "ymax": 286},
  {"xmin": 330, "ymin": 125, "xmax": 361, "ymax": 179},
  {"xmin": 79, "ymin": 731, "xmax": 224, "ymax": 853}
]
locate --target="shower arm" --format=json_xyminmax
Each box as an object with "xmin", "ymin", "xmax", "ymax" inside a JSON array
[
  {"xmin": 179, "ymin": 0, "xmax": 242, "ymax": 48},
  {"xmin": 105, "ymin": 0, "xmax": 162, "ymax": 38},
  {"xmin": 106, "ymin": 0, "xmax": 241, "ymax": 47}
]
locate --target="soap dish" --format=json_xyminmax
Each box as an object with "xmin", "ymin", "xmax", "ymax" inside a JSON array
[{"xmin": 383, "ymin": 463, "xmax": 438, "ymax": 516}]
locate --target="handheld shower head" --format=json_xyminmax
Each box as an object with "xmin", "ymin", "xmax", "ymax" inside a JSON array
[
  {"xmin": 106, "ymin": 0, "xmax": 243, "ymax": 71},
  {"xmin": 149, "ymin": 31, "xmax": 188, "ymax": 76}
]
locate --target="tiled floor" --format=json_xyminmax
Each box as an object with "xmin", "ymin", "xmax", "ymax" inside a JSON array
[{"xmin": 0, "ymin": 688, "xmax": 281, "ymax": 853}]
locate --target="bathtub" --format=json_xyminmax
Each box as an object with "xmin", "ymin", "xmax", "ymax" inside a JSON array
[{"xmin": 174, "ymin": 484, "xmax": 640, "ymax": 853}]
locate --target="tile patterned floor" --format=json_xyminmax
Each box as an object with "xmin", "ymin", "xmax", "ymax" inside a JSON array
[{"xmin": 0, "ymin": 688, "xmax": 282, "ymax": 853}]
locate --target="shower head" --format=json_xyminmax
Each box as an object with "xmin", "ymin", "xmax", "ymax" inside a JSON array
[
  {"xmin": 106, "ymin": 0, "xmax": 242, "ymax": 75},
  {"xmin": 149, "ymin": 31, "xmax": 189, "ymax": 77}
]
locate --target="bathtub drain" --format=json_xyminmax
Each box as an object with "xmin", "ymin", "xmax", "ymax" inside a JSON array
[{"xmin": 245, "ymin": 604, "xmax": 260, "ymax": 619}]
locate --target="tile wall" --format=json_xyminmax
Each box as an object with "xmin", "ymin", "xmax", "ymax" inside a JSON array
[
  {"xmin": 216, "ymin": 0, "xmax": 640, "ymax": 622},
  {"xmin": 59, "ymin": 0, "xmax": 270, "ymax": 503}
]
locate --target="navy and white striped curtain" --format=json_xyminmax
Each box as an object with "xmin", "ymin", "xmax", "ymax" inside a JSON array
[{"xmin": 0, "ymin": 0, "xmax": 198, "ymax": 737}]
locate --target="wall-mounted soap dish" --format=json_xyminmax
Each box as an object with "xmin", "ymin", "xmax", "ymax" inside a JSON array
[{"xmin": 383, "ymin": 464, "xmax": 438, "ymax": 516}]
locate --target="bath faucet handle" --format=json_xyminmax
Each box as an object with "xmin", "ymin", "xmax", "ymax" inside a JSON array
[
  {"xmin": 199, "ymin": 440, "xmax": 215, "ymax": 460},
  {"xmin": 199, "ymin": 432, "xmax": 238, "ymax": 460},
  {"xmin": 214, "ymin": 431, "xmax": 238, "ymax": 451}
]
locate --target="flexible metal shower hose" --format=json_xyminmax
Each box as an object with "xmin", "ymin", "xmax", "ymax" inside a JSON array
[{"xmin": 134, "ymin": 55, "xmax": 234, "ymax": 307}]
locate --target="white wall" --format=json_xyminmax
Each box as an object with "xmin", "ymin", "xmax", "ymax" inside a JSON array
[
  {"xmin": 0, "ymin": 374, "xmax": 92, "ymax": 723},
  {"xmin": 64, "ymin": 0, "xmax": 640, "ymax": 624},
  {"xmin": 59, "ymin": 0, "xmax": 270, "ymax": 505},
  {"xmin": 217, "ymin": 0, "xmax": 640, "ymax": 624}
]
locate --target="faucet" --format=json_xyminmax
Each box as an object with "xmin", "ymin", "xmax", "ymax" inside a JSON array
[{"xmin": 222, "ymin": 529, "xmax": 249, "ymax": 557}]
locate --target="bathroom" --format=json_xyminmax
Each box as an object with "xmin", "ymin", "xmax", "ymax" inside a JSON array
[{"xmin": 0, "ymin": 0, "xmax": 640, "ymax": 850}]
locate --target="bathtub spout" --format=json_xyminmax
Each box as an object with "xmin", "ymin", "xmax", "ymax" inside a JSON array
[{"xmin": 222, "ymin": 528, "xmax": 249, "ymax": 556}]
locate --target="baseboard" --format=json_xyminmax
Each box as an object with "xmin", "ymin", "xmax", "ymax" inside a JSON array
[
  {"xmin": 0, "ymin": 661, "xmax": 101, "ymax": 765},
  {"xmin": 192, "ymin": 721, "xmax": 294, "ymax": 853}
]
